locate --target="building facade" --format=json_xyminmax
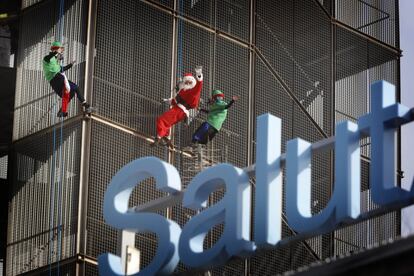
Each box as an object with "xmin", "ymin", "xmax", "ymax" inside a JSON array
[{"xmin": 8, "ymin": 0, "xmax": 401, "ymax": 275}]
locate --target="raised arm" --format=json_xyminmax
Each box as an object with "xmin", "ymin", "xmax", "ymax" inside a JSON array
[
  {"xmin": 195, "ymin": 66, "xmax": 203, "ymax": 82},
  {"xmin": 61, "ymin": 60, "xmax": 76, "ymax": 72},
  {"xmin": 225, "ymin": 95, "xmax": 239, "ymax": 109},
  {"xmin": 61, "ymin": 63, "xmax": 73, "ymax": 72}
]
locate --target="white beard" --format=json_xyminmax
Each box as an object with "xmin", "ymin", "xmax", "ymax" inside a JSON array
[
  {"xmin": 182, "ymin": 82, "xmax": 196, "ymax": 91},
  {"xmin": 181, "ymin": 75, "xmax": 196, "ymax": 90}
]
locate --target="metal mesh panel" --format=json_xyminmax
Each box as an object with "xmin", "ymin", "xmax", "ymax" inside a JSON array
[
  {"xmin": 152, "ymin": 0, "xmax": 173, "ymax": 8},
  {"xmin": 22, "ymin": 261, "xmax": 77, "ymax": 276},
  {"xmin": 318, "ymin": 0, "xmax": 332, "ymax": 15},
  {"xmin": 211, "ymin": 37, "xmax": 249, "ymax": 167},
  {"xmin": 179, "ymin": 0, "xmax": 249, "ymax": 41},
  {"xmin": 7, "ymin": 121, "xmax": 81, "ymax": 275},
  {"xmin": 336, "ymin": 0, "xmax": 397, "ymax": 46},
  {"xmin": 180, "ymin": 0, "xmax": 214, "ymax": 26},
  {"xmin": 333, "ymin": 17, "xmax": 399, "ymax": 265},
  {"xmin": 256, "ymin": 0, "xmax": 332, "ymax": 135},
  {"xmin": 216, "ymin": 0, "xmax": 249, "ymax": 41},
  {"xmin": 21, "ymin": 0, "xmax": 44, "ymax": 9},
  {"xmin": 335, "ymin": 26, "xmax": 398, "ymax": 159},
  {"xmin": 249, "ymin": 179, "xmax": 321, "ymax": 275},
  {"xmin": 93, "ymin": 0, "xmax": 173, "ymax": 136},
  {"xmin": 85, "ymin": 262, "xmax": 99, "ymax": 275},
  {"xmin": 170, "ymin": 31, "xmax": 249, "ymax": 273},
  {"xmin": 334, "ymin": 190, "xmax": 398, "ymax": 256},
  {"xmin": 172, "ymin": 19, "xmax": 214, "ymax": 155},
  {"xmin": 86, "ymin": 120, "xmax": 167, "ymax": 258},
  {"xmin": 0, "ymin": 155, "xmax": 7, "ymax": 179},
  {"xmin": 256, "ymin": 0, "xmax": 294, "ymax": 90},
  {"xmin": 14, "ymin": 0, "xmax": 88, "ymax": 140},
  {"xmin": 251, "ymin": 56, "xmax": 323, "ymax": 274},
  {"xmin": 293, "ymin": 0, "xmax": 332, "ymax": 136},
  {"xmin": 254, "ymin": 58, "xmax": 294, "ymax": 153},
  {"xmin": 5, "ymin": 0, "xmax": 396, "ymax": 275}
]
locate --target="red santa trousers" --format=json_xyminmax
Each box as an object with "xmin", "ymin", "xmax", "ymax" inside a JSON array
[
  {"xmin": 156, "ymin": 105, "xmax": 186, "ymax": 138},
  {"xmin": 61, "ymin": 86, "xmax": 71, "ymax": 113}
]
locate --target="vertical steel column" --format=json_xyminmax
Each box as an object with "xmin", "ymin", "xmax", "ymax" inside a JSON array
[
  {"xmin": 247, "ymin": 0, "xmax": 256, "ymax": 165},
  {"xmin": 327, "ymin": 15, "xmax": 337, "ymax": 259},
  {"xmin": 395, "ymin": 0, "xmax": 402, "ymax": 236},
  {"xmin": 3, "ymin": 149, "xmax": 14, "ymax": 275},
  {"xmin": 167, "ymin": 0, "xmax": 179, "ymax": 220},
  {"xmin": 169, "ymin": 0, "xmax": 178, "ymax": 167},
  {"xmin": 246, "ymin": 0, "xmax": 256, "ymax": 274},
  {"xmin": 76, "ymin": 0, "xmax": 98, "ymax": 274}
]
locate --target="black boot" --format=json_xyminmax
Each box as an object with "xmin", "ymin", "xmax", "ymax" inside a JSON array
[
  {"xmin": 162, "ymin": 137, "xmax": 174, "ymax": 149},
  {"xmin": 82, "ymin": 101, "xmax": 92, "ymax": 113},
  {"xmin": 57, "ymin": 108, "xmax": 68, "ymax": 118},
  {"xmin": 150, "ymin": 137, "xmax": 160, "ymax": 147}
]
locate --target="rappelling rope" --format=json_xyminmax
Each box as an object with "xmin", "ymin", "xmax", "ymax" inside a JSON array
[{"xmin": 48, "ymin": 0, "xmax": 66, "ymax": 275}]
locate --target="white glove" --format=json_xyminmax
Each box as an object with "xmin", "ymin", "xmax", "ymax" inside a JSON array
[
  {"xmin": 195, "ymin": 66, "xmax": 203, "ymax": 81},
  {"xmin": 195, "ymin": 66, "xmax": 202, "ymax": 75},
  {"xmin": 162, "ymin": 98, "xmax": 173, "ymax": 105}
]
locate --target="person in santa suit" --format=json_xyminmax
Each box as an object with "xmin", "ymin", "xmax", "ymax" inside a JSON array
[
  {"xmin": 191, "ymin": 89, "xmax": 238, "ymax": 146},
  {"xmin": 151, "ymin": 66, "xmax": 203, "ymax": 148}
]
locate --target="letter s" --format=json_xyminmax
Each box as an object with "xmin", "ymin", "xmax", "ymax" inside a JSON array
[{"xmin": 98, "ymin": 157, "xmax": 182, "ymax": 275}]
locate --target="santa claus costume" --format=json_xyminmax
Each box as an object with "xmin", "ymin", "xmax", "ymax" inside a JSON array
[{"xmin": 152, "ymin": 66, "xmax": 203, "ymax": 147}]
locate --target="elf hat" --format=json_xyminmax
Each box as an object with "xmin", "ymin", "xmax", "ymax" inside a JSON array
[
  {"xmin": 51, "ymin": 41, "xmax": 63, "ymax": 50},
  {"xmin": 212, "ymin": 89, "xmax": 224, "ymax": 99}
]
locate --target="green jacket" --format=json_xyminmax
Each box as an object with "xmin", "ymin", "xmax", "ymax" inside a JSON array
[
  {"xmin": 206, "ymin": 99, "xmax": 234, "ymax": 131},
  {"xmin": 42, "ymin": 52, "xmax": 61, "ymax": 81}
]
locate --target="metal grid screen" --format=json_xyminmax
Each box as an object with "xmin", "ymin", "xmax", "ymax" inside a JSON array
[
  {"xmin": 180, "ymin": 0, "xmax": 250, "ymax": 41},
  {"xmin": 13, "ymin": 0, "xmax": 88, "ymax": 140},
  {"xmin": 21, "ymin": 0, "xmax": 44, "ymax": 9},
  {"xmin": 0, "ymin": 156, "xmax": 7, "ymax": 179},
  {"xmin": 93, "ymin": 0, "xmax": 173, "ymax": 135},
  {"xmin": 10, "ymin": 0, "xmax": 402, "ymax": 275},
  {"xmin": 7, "ymin": 121, "xmax": 81, "ymax": 275},
  {"xmin": 86, "ymin": 120, "xmax": 168, "ymax": 259},
  {"xmin": 336, "ymin": 0, "xmax": 397, "ymax": 47},
  {"xmin": 87, "ymin": 0, "xmax": 400, "ymax": 275},
  {"xmin": 334, "ymin": 21, "xmax": 399, "ymax": 258}
]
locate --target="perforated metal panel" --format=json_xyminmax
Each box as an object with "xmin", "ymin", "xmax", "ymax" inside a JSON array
[
  {"xmin": 24, "ymin": 261, "xmax": 77, "ymax": 276},
  {"xmin": 216, "ymin": 0, "xmax": 250, "ymax": 41},
  {"xmin": 21, "ymin": 0, "xmax": 44, "ymax": 9},
  {"xmin": 256, "ymin": 0, "xmax": 294, "ymax": 91},
  {"xmin": 293, "ymin": 0, "xmax": 332, "ymax": 136},
  {"xmin": 0, "ymin": 156, "xmax": 7, "ymax": 179},
  {"xmin": 333, "ymin": 4, "xmax": 399, "ymax": 261},
  {"xmin": 7, "ymin": 121, "xmax": 81, "ymax": 275},
  {"xmin": 211, "ymin": 37, "xmax": 249, "ymax": 167},
  {"xmin": 10, "ymin": 0, "xmax": 403, "ymax": 275},
  {"xmin": 93, "ymin": 0, "xmax": 173, "ymax": 136},
  {"xmin": 13, "ymin": 0, "xmax": 88, "ymax": 140},
  {"xmin": 86, "ymin": 120, "xmax": 168, "ymax": 259},
  {"xmin": 336, "ymin": 0, "xmax": 397, "ymax": 47},
  {"xmin": 85, "ymin": 262, "xmax": 99, "ymax": 275}
]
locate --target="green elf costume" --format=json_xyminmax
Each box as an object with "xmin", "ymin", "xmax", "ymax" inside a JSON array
[
  {"xmin": 42, "ymin": 41, "xmax": 91, "ymax": 117},
  {"xmin": 192, "ymin": 89, "xmax": 237, "ymax": 144}
]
